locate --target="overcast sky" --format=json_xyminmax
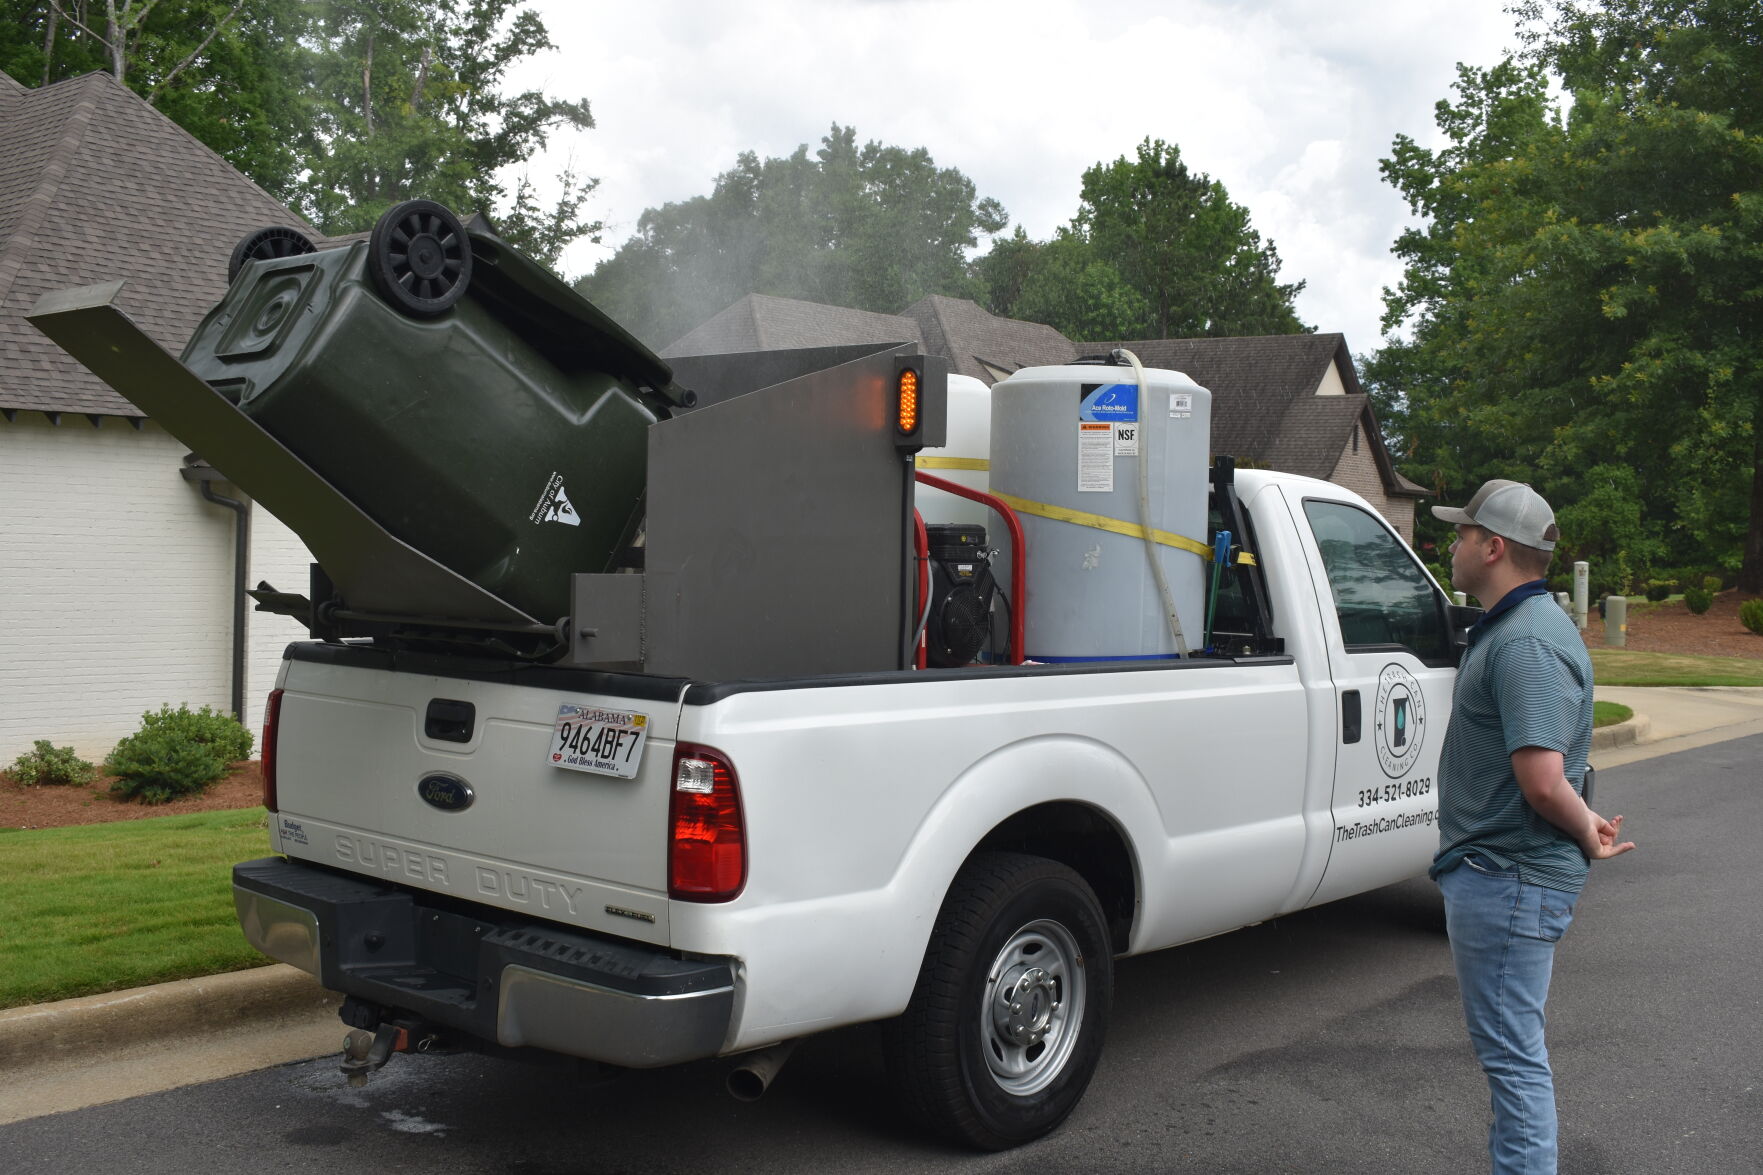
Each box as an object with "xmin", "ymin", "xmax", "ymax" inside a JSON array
[{"xmin": 511, "ymin": 0, "xmax": 1526, "ymax": 351}]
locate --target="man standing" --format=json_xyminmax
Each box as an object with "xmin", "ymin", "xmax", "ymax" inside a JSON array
[{"xmin": 1430, "ymin": 480, "xmax": 1635, "ymax": 1175}]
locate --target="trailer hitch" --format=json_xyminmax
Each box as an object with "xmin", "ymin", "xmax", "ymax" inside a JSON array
[
  {"xmin": 337, "ymin": 997, "xmax": 448, "ymax": 1086},
  {"xmin": 340, "ymin": 1023, "xmax": 404, "ymax": 1087}
]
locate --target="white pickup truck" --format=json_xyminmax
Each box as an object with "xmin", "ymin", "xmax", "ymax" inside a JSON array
[
  {"xmin": 28, "ymin": 226, "xmax": 1463, "ymax": 1151},
  {"xmin": 234, "ymin": 466, "xmax": 1460, "ymax": 1150}
]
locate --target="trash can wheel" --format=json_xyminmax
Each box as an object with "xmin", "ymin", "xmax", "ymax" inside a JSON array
[
  {"xmin": 227, "ymin": 226, "xmax": 316, "ymax": 283},
  {"xmin": 368, "ymin": 199, "xmax": 473, "ymax": 317}
]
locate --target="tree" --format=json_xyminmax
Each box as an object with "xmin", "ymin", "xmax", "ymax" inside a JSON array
[
  {"xmin": 292, "ymin": 0, "xmax": 599, "ymax": 263},
  {"xmin": 1, "ymin": 1, "xmax": 312, "ymax": 197},
  {"xmin": 1374, "ymin": 1, "xmax": 1763, "ymax": 589},
  {"xmin": 578, "ymin": 125, "xmax": 1009, "ymax": 349},
  {"xmin": 981, "ymin": 138, "xmax": 1308, "ymax": 340},
  {"xmin": 2, "ymin": 1, "xmax": 600, "ymax": 270},
  {"xmin": 991, "ymin": 229, "xmax": 1149, "ymax": 341}
]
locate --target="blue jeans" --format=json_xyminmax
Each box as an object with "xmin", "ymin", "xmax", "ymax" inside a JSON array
[{"xmin": 1438, "ymin": 855, "xmax": 1579, "ymax": 1175}]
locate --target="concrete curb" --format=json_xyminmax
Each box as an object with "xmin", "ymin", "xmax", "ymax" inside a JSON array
[
  {"xmin": 1591, "ymin": 713, "xmax": 1649, "ymax": 751},
  {"xmin": 0, "ymin": 963, "xmax": 337, "ymax": 1065}
]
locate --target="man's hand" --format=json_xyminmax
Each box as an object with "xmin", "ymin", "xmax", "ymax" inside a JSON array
[
  {"xmin": 1585, "ymin": 811, "xmax": 1636, "ymax": 860},
  {"xmin": 1512, "ymin": 747, "xmax": 1638, "ymax": 862}
]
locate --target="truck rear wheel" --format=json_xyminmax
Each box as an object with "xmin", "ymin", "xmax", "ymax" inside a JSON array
[{"xmin": 885, "ymin": 851, "xmax": 1112, "ymax": 1150}]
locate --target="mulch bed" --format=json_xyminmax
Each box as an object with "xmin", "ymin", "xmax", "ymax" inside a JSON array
[
  {"xmin": 1579, "ymin": 589, "xmax": 1763, "ymax": 660},
  {"xmin": 2, "ymin": 761, "xmax": 263, "ymax": 831}
]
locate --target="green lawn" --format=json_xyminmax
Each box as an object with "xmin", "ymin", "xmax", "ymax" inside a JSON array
[
  {"xmin": 0, "ymin": 807, "xmax": 272, "ymax": 1009},
  {"xmin": 1593, "ymin": 701, "xmax": 1633, "ymax": 728},
  {"xmin": 1590, "ymin": 648, "xmax": 1763, "ymax": 687}
]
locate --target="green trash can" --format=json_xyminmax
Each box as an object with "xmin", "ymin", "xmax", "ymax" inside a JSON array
[{"xmin": 182, "ymin": 201, "xmax": 679, "ymax": 626}]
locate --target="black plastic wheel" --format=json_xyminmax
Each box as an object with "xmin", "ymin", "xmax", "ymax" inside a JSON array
[
  {"xmin": 227, "ymin": 226, "xmax": 316, "ymax": 283},
  {"xmin": 884, "ymin": 851, "xmax": 1113, "ymax": 1150},
  {"xmin": 367, "ymin": 199, "xmax": 472, "ymax": 317}
]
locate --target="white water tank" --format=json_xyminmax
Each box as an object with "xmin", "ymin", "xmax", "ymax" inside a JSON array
[
  {"xmin": 989, "ymin": 363, "xmax": 1212, "ymax": 661},
  {"xmin": 914, "ymin": 374, "xmax": 992, "ymax": 528}
]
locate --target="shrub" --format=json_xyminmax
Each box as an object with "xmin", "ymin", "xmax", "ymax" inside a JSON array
[
  {"xmin": 1682, "ymin": 586, "xmax": 1714, "ymax": 615},
  {"xmin": 1703, "ymin": 575, "xmax": 1724, "ymax": 594},
  {"xmin": 104, "ymin": 704, "xmax": 253, "ymax": 805},
  {"xmin": 1652, "ymin": 565, "xmax": 1719, "ymax": 594},
  {"xmin": 8, "ymin": 740, "xmax": 98, "ymax": 787},
  {"xmin": 1644, "ymin": 580, "xmax": 1673, "ymax": 602},
  {"xmin": 1741, "ymin": 599, "xmax": 1763, "ymax": 637}
]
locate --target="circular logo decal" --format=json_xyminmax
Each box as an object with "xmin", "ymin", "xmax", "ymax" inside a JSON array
[
  {"xmin": 416, "ymin": 773, "xmax": 475, "ymax": 813},
  {"xmin": 1373, "ymin": 664, "xmax": 1426, "ymax": 778}
]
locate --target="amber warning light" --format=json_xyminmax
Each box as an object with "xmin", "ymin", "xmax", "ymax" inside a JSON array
[{"xmin": 896, "ymin": 368, "xmax": 920, "ymax": 439}]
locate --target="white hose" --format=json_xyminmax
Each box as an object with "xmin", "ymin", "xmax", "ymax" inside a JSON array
[{"xmin": 1119, "ymin": 349, "xmax": 1190, "ymax": 657}]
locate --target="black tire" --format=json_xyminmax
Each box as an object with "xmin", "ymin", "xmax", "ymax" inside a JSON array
[
  {"xmin": 227, "ymin": 226, "xmax": 316, "ymax": 283},
  {"xmin": 367, "ymin": 199, "xmax": 472, "ymax": 317},
  {"xmin": 885, "ymin": 851, "xmax": 1113, "ymax": 1150}
]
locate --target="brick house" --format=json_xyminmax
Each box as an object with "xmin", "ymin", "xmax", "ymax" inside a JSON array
[{"xmin": 0, "ymin": 71, "xmax": 315, "ymax": 763}]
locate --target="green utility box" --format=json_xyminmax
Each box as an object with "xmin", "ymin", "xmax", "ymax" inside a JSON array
[{"xmin": 181, "ymin": 202, "xmax": 678, "ymax": 625}]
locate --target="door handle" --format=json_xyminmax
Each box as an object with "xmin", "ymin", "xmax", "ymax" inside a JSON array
[
  {"xmin": 1342, "ymin": 690, "xmax": 1361, "ymax": 744},
  {"xmin": 425, "ymin": 698, "xmax": 476, "ymax": 743}
]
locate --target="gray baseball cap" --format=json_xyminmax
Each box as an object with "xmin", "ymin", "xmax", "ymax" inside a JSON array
[{"xmin": 1431, "ymin": 479, "xmax": 1559, "ymax": 552}]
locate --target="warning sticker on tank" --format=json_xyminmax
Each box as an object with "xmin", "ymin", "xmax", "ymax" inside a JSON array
[
  {"xmin": 1078, "ymin": 423, "xmax": 1114, "ymax": 492},
  {"xmin": 529, "ymin": 472, "xmax": 582, "ymax": 527}
]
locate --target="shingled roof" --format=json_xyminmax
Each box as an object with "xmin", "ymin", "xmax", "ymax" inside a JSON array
[
  {"xmin": 660, "ymin": 292, "xmax": 921, "ymax": 357},
  {"xmin": 900, "ymin": 295, "xmax": 1077, "ymax": 383},
  {"xmin": 0, "ymin": 71, "xmax": 315, "ymax": 420},
  {"xmin": 1083, "ymin": 333, "xmax": 1426, "ymax": 497}
]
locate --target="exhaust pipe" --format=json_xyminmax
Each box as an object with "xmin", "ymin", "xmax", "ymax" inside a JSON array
[{"xmin": 725, "ymin": 1040, "xmax": 799, "ymax": 1102}]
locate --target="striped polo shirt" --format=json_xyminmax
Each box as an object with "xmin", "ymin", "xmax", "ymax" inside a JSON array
[{"xmin": 1430, "ymin": 583, "xmax": 1594, "ymax": 893}]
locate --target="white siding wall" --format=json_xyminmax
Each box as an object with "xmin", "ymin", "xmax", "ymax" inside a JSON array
[{"xmin": 0, "ymin": 416, "xmax": 312, "ymax": 763}]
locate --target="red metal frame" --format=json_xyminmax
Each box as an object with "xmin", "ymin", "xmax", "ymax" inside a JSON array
[{"xmin": 913, "ymin": 471, "xmax": 1026, "ymax": 665}]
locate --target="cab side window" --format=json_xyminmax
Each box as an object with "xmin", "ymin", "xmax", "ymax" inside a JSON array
[{"xmin": 1302, "ymin": 501, "xmax": 1448, "ymax": 662}]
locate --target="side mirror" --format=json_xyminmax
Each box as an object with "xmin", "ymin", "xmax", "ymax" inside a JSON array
[
  {"xmin": 1447, "ymin": 602, "xmax": 1483, "ymax": 660},
  {"xmin": 1447, "ymin": 603, "xmax": 1484, "ymax": 630}
]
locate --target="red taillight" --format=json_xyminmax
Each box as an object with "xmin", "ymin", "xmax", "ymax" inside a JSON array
[
  {"xmin": 261, "ymin": 688, "xmax": 283, "ymax": 813},
  {"xmin": 669, "ymin": 743, "xmax": 745, "ymax": 901}
]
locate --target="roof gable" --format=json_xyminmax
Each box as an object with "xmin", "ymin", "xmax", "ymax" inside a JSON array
[
  {"xmin": 1078, "ymin": 333, "xmax": 1353, "ymax": 459},
  {"xmin": 661, "ymin": 292, "xmax": 919, "ymax": 357},
  {"xmin": 0, "ymin": 72, "xmax": 315, "ymax": 417},
  {"xmin": 1265, "ymin": 394, "xmax": 1369, "ymax": 479}
]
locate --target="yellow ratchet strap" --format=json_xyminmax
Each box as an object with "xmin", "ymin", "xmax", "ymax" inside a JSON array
[
  {"xmin": 914, "ymin": 456, "xmax": 991, "ymax": 471},
  {"xmin": 988, "ymin": 491, "xmax": 1258, "ymax": 566}
]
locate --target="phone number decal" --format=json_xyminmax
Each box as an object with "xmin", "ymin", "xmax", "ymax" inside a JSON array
[{"xmin": 1357, "ymin": 776, "xmax": 1432, "ymax": 809}]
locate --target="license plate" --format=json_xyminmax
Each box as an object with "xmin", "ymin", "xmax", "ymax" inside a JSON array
[{"xmin": 549, "ymin": 704, "xmax": 648, "ymax": 778}]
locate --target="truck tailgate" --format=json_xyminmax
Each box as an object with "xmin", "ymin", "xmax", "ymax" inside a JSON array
[{"xmin": 269, "ymin": 648, "xmax": 684, "ymax": 945}]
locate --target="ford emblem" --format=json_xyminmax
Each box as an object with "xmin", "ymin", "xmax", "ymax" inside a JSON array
[{"xmin": 417, "ymin": 773, "xmax": 474, "ymax": 813}]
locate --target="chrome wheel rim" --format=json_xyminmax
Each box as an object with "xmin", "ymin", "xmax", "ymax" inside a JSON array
[{"xmin": 980, "ymin": 917, "xmax": 1086, "ymax": 1095}]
